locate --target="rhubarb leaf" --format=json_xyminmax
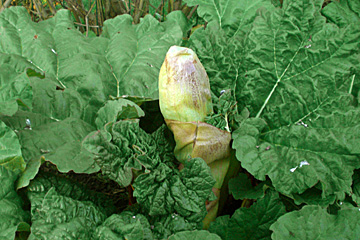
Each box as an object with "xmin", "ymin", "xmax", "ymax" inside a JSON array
[
  {"xmin": 0, "ymin": 165, "xmax": 29, "ymax": 240},
  {"xmin": 270, "ymin": 205, "xmax": 360, "ymax": 239},
  {"xmin": 28, "ymin": 187, "xmax": 106, "ymax": 239},
  {"xmin": 209, "ymin": 190, "xmax": 286, "ymax": 240}
]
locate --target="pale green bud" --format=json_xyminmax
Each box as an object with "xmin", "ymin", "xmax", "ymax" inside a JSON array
[{"xmin": 159, "ymin": 46, "xmax": 213, "ymax": 122}]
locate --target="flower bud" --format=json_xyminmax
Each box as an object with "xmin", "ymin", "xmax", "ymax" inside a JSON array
[{"xmin": 159, "ymin": 46, "xmax": 213, "ymax": 122}]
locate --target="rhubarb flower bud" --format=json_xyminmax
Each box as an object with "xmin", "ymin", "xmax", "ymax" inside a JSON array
[{"xmin": 159, "ymin": 46, "xmax": 213, "ymax": 122}]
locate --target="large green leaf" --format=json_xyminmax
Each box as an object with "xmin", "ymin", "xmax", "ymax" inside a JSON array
[
  {"xmin": 321, "ymin": 0, "xmax": 360, "ymax": 28},
  {"xmin": 0, "ymin": 120, "xmax": 26, "ymax": 172},
  {"xmin": 237, "ymin": 0, "xmax": 359, "ymax": 120},
  {"xmin": 18, "ymin": 117, "xmax": 98, "ymax": 173},
  {"xmin": 227, "ymin": 0, "xmax": 360, "ymax": 200},
  {"xmin": 233, "ymin": 98, "xmax": 360, "ymax": 198},
  {"xmin": 0, "ymin": 66, "xmax": 32, "ymax": 116},
  {"xmin": 208, "ymin": 190, "xmax": 286, "ymax": 240},
  {"xmin": 188, "ymin": 0, "xmax": 274, "ymax": 97},
  {"xmin": 27, "ymin": 173, "xmax": 116, "ymax": 216},
  {"xmin": 184, "ymin": 0, "xmax": 273, "ymax": 35},
  {"xmin": 0, "ymin": 7, "xmax": 185, "ymax": 185},
  {"xmin": 101, "ymin": 13, "xmax": 184, "ymax": 99},
  {"xmin": 270, "ymin": 205, "xmax": 360, "ymax": 239},
  {"xmin": 0, "ymin": 165, "xmax": 29, "ymax": 240},
  {"xmin": 28, "ymin": 187, "xmax": 106, "ymax": 240}
]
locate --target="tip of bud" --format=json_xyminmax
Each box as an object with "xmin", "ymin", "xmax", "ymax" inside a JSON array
[
  {"xmin": 159, "ymin": 46, "xmax": 213, "ymax": 122},
  {"xmin": 167, "ymin": 46, "xmax": 194, "ymax": 57}
]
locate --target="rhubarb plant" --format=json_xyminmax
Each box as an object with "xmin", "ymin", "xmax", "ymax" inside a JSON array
[{"xmin": 0, "ymin": 0, "xmax": 359, "ymax": 239}]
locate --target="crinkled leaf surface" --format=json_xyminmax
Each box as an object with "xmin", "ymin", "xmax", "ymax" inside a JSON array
[
  {"xmin": 236, "ymin": 0, "xmax": 359, "ymax": 120},
  {"xmin": 101, "ymin": 13, "xmax": 184, "ymax": 99},
  {"xmin": 83, "ymin": 120, "xmax": 169, "ymax": 187},
  {"xmin": 150, "ymin": 213, "xmax": 201, "ymax": 239},
  {"xmin": 229, "ymin": 0, "xmax": 360, "ymax": 200},
  {"xmin": 233, "ymin": 98, "xmax": 360, "ymax": 198},
  {"xmin": 95, "ymin": 212, "xmax": 153, "ymax": 240},
  {"xmin": 28, "ymin": 187, "xmax": 106, "ymax": 240},
  {"xmin": 133, "ymin": 157, "xmax": 215, "ymax": 223},
  {"xmin": 168, "ymin": 230, "xmax": 221, "ymax": 240},
  {"xmin": 321, "ymin": 0, "xmax": 360, "ymax": 28},
  {"xmin": 209, "ymin": 191, "xmax": 286, "ymax": 240},
  {"xmin": 188, "ymin": 0, "xmax": 274, "ymax": 97},
  {"xmin": 0, "ymin": 165, "xmax": 29, "ymax": 240},
  {"xmin": 0, "ymin": 6, "xmax": 184, "ymax": 184},
  {"xmin": 270, "ymin": 205, "xmax": 360, "ymax": 239},
  {"xmin": 228, "ymin": 173, "xmax": 270, "ymax": 200},
  {"xmin": 27, "ymin": 173, "xmax": 116, "ymax": 216},
  {"xmin": 321, "ymin": 0, "xmax": 360, "ymax": 103},
  {"xmin": 184, "ymin": 0, "xmax": 273, "ymax": 35},
  {"xmin": 189, "ymin": 0, "xmax": 360, "ymax": 201}
]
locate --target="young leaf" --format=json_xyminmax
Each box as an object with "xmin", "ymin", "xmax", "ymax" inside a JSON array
[
  {"xmin": 150, "ymin": 213, "xmax": 201, "ymax": 239},
  {"xmin": 27, "ymin": 173, "xmax": 116, "ymax": 216},
  {"xmin": 95, "ymin": 99, "xmax": 145, "ymax": 130},
  {"xmin": 83, "ymin": 120, "xmax": 162, "ymax": 187},
  {"xmin": 133, "ymin": 158, "xmax": 215, "ymax": 223}
]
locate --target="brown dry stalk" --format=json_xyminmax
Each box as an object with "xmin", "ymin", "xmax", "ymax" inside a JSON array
[{"xmin": 0, "ymin": 0, "xmax": 12, "ymax": 12}]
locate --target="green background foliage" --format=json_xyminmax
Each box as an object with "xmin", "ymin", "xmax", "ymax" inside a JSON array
[{"xmin": 0, "ymin": 0, "xmax": 359, "ymax": 239}]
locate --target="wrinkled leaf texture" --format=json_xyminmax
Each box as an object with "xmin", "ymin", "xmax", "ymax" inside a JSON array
[
  {"xmin": 0, "ymin": 7, "xmax": 186, "ymax": 185},
  {"xmin": 94, "ymin": 212, "xmax": 153, "ymax": 240},
  {"xmin": 134, "ymin": 157, "xmax": 215, "ymax": 223},
  {"xmin": 28, "ymin": 187, "xmax": 106, "ymax": 239},
  {"xmin": 188, "ymin": 0, "xmax": 360, "ymax": 201},
  {"xmin": 83, "ymin": 121, "xmax": 175, "ymax": 187}
]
